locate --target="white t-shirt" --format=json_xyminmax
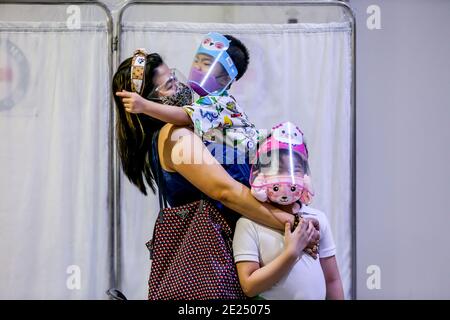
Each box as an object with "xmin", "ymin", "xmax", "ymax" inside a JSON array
[{"xmin": 233, "ymin": 206, "xmax": 336, "ymax": 300}]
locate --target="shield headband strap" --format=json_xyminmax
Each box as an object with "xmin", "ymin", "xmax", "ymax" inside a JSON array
[{"xmin": 131, "ymin": 48, "xmax": 148, "ymax": 95}]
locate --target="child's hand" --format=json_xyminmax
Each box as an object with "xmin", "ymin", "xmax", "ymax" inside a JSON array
[
  {"xmin": 302, "ymin": 217, "xmax": 320, "ymax": 259},
  {"xmin": 116, "ymin": 90, "xmax": 147, "ymax": 114},
  {"xmin": 284, "ymin": 219, "xmax": 315, "ymax": 260}
]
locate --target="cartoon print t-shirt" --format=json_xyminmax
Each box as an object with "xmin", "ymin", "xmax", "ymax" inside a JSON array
[{"xmin": 182, "ymin": 92, "xmax": 265, "ymax": 154}]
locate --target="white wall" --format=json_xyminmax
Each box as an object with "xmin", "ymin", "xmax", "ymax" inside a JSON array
[{"xmin": 351, "ymin": 0, "xmax": 450, "ymax": 299}]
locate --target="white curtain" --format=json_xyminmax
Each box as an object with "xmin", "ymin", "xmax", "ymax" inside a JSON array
[
  {"xmin": 120, "ymin": 21, "xmax": 353, "ymax": 299},
  {"xmin": 0, "ymin": 21, "xmax": 110, "ymax": 299}
]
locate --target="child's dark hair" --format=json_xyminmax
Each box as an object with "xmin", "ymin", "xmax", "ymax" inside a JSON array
[{"xmin": 224, "ymin": 34, "xmax": 250, "ymax": 81}]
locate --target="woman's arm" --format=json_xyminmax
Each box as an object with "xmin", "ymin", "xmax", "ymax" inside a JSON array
[
  {"xmin": 116, "ymin": 90, "xmax": 191, "ymax": 126},
  {"xmin": 162, "ymin": 125, "xmax": 294, "ymax": 230},
  {"xmin": 320, "ymin": 256, "xmax": 344, "ymax": 300},
  {"xmin": 236, "ymin": 221, "xmax": 314, "ymax": 297}
]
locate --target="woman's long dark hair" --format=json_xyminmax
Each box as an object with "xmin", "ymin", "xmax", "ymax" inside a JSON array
[{"xmin": 112, "ymin": 53, "xmax": 165, "ymax": 195}]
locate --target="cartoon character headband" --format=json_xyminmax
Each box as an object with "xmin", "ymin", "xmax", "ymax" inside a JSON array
[{"xmin": 130, "ymin": 48, "xmax": 148, "ymax": 95}]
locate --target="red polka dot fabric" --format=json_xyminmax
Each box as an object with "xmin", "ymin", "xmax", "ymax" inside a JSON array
[{"xmin": 147, "ymin": 199, "xmax": 246, "ymax": 300}]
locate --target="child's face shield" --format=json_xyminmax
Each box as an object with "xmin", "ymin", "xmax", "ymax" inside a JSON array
[
  {"xmin": 250, "ymin": 121, "xmax": 314, "ymax": 196},
  {"xmin": 250, "ymin": 148, "xmax": 311, "ymax": 190},
  {"xmin": 188, "ymin": 32, "xmax": 238, "ymax": 96}
]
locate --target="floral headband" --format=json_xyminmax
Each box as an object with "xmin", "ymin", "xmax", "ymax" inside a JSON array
[{"xmin": 130, "ymin": 48, "xmax": 148, "ymax": 94}]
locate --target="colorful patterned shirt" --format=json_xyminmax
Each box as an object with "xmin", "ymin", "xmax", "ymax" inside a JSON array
[{"xmin": 183, "ymin": 92, "xmax": 265, "ymax": 154}]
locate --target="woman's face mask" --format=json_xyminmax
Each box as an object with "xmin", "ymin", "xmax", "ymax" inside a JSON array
[
  {"xmin": 158, "ymin": 81, "xmax": 193, "ymax": 106},
  {"xmin": 149, "ymin": 68, "xmax": 194, "ymax": 106}
]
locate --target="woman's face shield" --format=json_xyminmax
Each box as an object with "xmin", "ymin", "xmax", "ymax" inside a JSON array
[
  {"xmin": 149, "ymin": 68, "xmax": 186, "ymax": 97},
  {"xmin": 148, "ymin": 68, "xmax": 194, "ymax": 106}
]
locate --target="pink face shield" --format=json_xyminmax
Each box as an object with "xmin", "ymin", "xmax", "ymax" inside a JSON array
[{"xmin": 250, "ymin": 122, "xmax": 314, "ymax": 198}]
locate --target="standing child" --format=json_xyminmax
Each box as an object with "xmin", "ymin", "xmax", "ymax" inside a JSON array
[{"xmin": 233, "ymin": 122, "xmax": 344, "ymax": 300}]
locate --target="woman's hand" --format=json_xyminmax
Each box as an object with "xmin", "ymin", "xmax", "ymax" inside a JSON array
[
  {"xmin": 116, "ymin": 90, "xmax": 147, "ymax": 114},
  {"xmin": 284, "ymin": 219, "xmax": 315, "ymax": 260}
]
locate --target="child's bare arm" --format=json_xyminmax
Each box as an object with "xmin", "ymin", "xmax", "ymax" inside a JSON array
[
  {"xmin": 142, "ymin": 100, "xmax": 191, "ymax": 125},
  {"xmin": 320, "ymin": 256, "xmax": 344, "ymax": 300},
  {"xmin": 236, "ymin": 221, "xmax": 314, "ymax": 297},
  {"xmin": 116, "ymin": 90, "xmax": 191, "ymax": 126},
  {"xmin": 236, "ymin": 250, "xmax": 297, "ymax": 297}
]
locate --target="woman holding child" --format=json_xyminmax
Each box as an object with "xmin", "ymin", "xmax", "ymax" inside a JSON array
[{"xmin": 112, "ymin": 32, "xmax": 340, "ymax": 300}]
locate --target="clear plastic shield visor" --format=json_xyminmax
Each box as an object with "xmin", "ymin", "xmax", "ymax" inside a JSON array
[
  {"xmin": 250, "ymin": 148, "xmax": 313, "ymax": 195},
  {"xmin": 148, "ymin": 68, "xmax": 194, "ymax": 105},
  {"xmin": 188, "ymin": 53, "xmax": 234, "ymax": 96}
]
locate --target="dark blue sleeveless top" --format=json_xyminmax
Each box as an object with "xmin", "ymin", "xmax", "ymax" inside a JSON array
[
  {"xmin": 150, "ymin": 131, "xmax": 252, "ymax": 230},
  {"xmin": 150, "ymin": 131, "xmax": 201, "ymax": 207}
]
